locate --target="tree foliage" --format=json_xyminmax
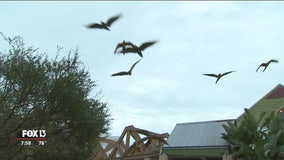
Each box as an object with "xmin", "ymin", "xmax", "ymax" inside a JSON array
[
  {"xmin": 222, "ymin": 108, "xmax": 284, "ymax": 160},
  {"xmin": 0, "ymin": 33, "xmax": 111, "ymax": 160}
]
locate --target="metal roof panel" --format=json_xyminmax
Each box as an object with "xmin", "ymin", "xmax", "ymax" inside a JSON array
[{"xmin": 165, "ymin": 119, "xmax": 235, "ymax": 148}]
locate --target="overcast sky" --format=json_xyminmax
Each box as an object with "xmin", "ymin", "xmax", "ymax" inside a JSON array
[{"xmin": 1, "ymin": 1, "xmax": 284, "ymax": 136}]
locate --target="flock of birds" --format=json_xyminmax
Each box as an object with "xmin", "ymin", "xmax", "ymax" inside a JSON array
[
  {"xmin": 203, "ymin": 59, "xmax": 279, "ymax": 84},
  {"xmin": 85, "ymin": 14, "xmax": 280, "ymax": 84},
  {"xmin": 85, "ymin": 13, "xmax": 156, "ymax": 77}
]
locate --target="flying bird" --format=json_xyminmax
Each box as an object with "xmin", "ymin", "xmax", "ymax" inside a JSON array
[
  {"xmin": 111, "ymin": 59, "xmax": 141, "ymax": 76},
  {"xmin": 114, "ymin": 40, "xmax": 136, "ymax": 54},
  {"xmin": 256, "ymin": 59, "xmax": 279, "ymax": 72},
  {"xmin": 119, "ymin": 40, "xmax": 157, "ymax": 57},
  {"xmin": 203, "ymin": 71, "xmax": 236, "ymax": 84},
  {"xmin": 85, "ymin": 14, "xmax": 122, "ymax": 31}
]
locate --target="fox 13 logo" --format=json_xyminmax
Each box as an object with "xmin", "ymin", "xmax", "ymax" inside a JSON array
[
  {"xmin": 22, "ymin": 130, "xmax": 46, "ymax": 138},
  {"xmin": 14, "ymin": 130, "xmax": 47, "ymax": 146}
]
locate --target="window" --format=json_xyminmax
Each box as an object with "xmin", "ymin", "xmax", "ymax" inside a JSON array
[{"xmin": 277, "ymin": 107, "xmax": 284, "ymax": 119}]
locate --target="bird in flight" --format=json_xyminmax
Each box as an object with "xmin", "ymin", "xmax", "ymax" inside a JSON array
[
  {"xmin": 118, "ymin": 40, "xmax": 157, "ymax": 57},
  {"xmin": 114, "ymin": 40, "xmax": 136, "ymax": 54},
  {"xmin": 203, "ymin": 71, "xmax": 236, "ymax": 84},
  {"xmin": 256, "ymin": 59, "xmax": 279, "ymax": 72},
  {"xmin": 85, "ymin": 14, "xmax": 122, "ymax": 31},
  {"xmin": 111, "ymin": 59, "xmax": 141, "ymax": 76}
]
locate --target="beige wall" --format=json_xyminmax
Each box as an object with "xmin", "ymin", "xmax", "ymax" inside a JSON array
[
  {"xmin": 159, "ymin": 154, "xmax": 168, "ymax": 160},
  {"xmin": 222, "ymin": 154, "xmax": 232, "ymax": 160}
]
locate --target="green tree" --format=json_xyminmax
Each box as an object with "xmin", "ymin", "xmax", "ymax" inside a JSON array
[
  {"xmin": 222, "ymin": 108, "xmax": 284, "ymax": 160},
  {"xmin": 0, "ymin": 33, "xmax": 112, "ymax": 160},
  {"xmin": 263, "ymin": 112, "xmax": 284, "ymax": 159}
]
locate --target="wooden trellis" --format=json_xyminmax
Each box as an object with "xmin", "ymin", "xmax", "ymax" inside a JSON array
[{"xmin": 92, "ymin": 125, "xmax": 169, "ymax": 160}]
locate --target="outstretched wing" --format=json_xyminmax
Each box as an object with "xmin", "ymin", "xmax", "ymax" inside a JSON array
[
  {"xmin": 120, "ymin": 47, "xmax": 137, "ymax": 53},
  {"xmin": 221, "ymin": 71, "xmax": 235, "ymax": 77},
  {"xmin": 105, "ymin": 14, "xmax": 122, "ymax": 26},
  {"xmin": 114, "ymin": 42, "xmax": 124, "ymax": 53},
  {"xmin": 125, "ymin": 41, "xmax": 136, "ymax": 48},
  {"xmin": 119, "ymin": 46, "xmax": 143, "ymax": 57},
  {"xmin": 111, "ymin": 71, "xmax": 128, "ymax": 76},
  {"xmin": 129, "ymin": 59, "xmax": 141, "ymax": 73},
  {"xmin": 139, "ymin": 41, "xmax": 157, "ymax": 51},
  {"xmin": 256, "ymin": 64, "xmax": 264, "ymax": 72},
  {"xmin": 118, "ymin": 42, "xmax": 137, "ymax": 53},
  {"xmin": 268, "ymin": 59, "xmax": 279, "ymax": 64},
  {"xmin": 203, "ymin": 73, "xmax": 218, "ymax": 78},
  {"xmin": 85, "ymin": 23, "xmax": 103, "ymax": 29}
]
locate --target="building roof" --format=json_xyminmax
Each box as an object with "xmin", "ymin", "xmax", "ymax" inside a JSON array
[
  {"xmin": 162, "ymin": 84, "xmax": 284, "ymax": 158},
  {"xmin": 237, "ymin": 84, "xmax": 284, "ymax": 123},
  {"xmin": 164, "ymin": 119, "xmax": 235, "ymax": 149},
  {"xmin": 266, "ymin": 84, "xmax": 284, "ymax": 99},
  {"xmin": 106, "ymin": 136, "xmax": 120, "ymax": 141}
]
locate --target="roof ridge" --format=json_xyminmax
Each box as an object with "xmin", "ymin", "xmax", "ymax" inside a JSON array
[
  {"xmin": 263, "ymin": 84, "xmax": 284, "ymax": 99},
  {"xmin": 176, "ymin": 119, "xmax": 235, "ymax": 125}
]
